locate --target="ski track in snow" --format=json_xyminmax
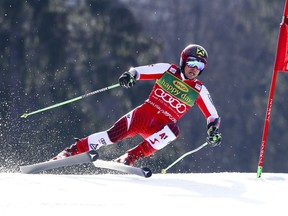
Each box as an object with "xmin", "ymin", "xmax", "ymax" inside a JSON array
[{"xmin": 0, "ymin": 172, "xmax": 287, "ymax": 216}]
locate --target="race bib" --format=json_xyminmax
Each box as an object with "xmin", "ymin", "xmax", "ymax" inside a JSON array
[{"xmin": 156, "ymin": 72, "xmax": 200, "ymax": 107}]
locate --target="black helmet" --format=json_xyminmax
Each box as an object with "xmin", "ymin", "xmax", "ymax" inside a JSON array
[{"xmin": 180, "ymin": 44, "xmax": 208, "ymax": 74}]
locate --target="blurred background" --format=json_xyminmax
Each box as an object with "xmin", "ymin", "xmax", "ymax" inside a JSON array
[{"xmin": 0, "ymin": 0, "xmax": 287, "ymax": 174}]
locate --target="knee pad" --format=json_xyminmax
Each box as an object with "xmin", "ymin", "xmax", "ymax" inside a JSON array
[{"xmin": 146, "ymin": 123, "xmax": 179, "ymax": 150}]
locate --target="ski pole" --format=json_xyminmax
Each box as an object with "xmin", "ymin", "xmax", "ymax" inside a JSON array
[
  {"xmin": 161, "ymin": 142, "xmax": 208, "ymax": 174},
  {"xmin": 21, "ymin": 83, "xmax": 120, "ymax": 118}
]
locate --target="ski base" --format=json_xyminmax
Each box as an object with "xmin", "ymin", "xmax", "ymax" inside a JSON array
[{"xmin": 20, "ymin": 151, "xmax": 152, "ymax": 178}]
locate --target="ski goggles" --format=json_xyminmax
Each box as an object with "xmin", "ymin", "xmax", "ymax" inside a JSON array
[{"xmin": 186, "ymin": 57, "xmax": 206, "ymax": 70}]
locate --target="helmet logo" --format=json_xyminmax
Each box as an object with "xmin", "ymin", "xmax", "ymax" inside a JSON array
[{"xmin": 196, "ymin": 47, "xmax": 205, "ymax": 57}]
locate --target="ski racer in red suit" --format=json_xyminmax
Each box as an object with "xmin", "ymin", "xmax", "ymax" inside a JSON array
[{"xmin": 52, "ymin": 44, "xmax": 222, "ymax": 166}]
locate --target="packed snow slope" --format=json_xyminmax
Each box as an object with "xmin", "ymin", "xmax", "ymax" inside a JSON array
[{"xmin": 1, "ymin": 172, "xmax": 287, "ymax": 216}]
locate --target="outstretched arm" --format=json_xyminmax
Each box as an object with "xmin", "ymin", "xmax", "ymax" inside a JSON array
[
  {"xmin": 119, "ymin": 63, "xmax": 172, "ymax": 88},
  {"xmin": 129, "ymin": 63, "xmax": 172, "ymax": 80},
  {"xmin": 195, "ymin": 85, "xmax": 222, "ymax": 146}
]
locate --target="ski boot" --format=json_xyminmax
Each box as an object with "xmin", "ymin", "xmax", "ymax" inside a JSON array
[
  {"xmin": 51, "ymin": 138, "xmax": 89, "ymax": 160},
  {"xmin": 114, "ymin": 140, "xmax": 157, "ymax": 166},
  {"xmin": 114, "ymin": 153, "xmax": 135, "ymax": 166}
]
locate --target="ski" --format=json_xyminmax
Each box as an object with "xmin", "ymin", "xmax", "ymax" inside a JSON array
[
  {"xmin": 20, "ymin": 150, "xmax": 152, "ymax": 178},
  {"xmin": 20, "ymin": 150, "xmax": 99, "ymax": 174},
  {"xmin": 92, "ymin": 160, "xmax": 152, "ymax": 178}
]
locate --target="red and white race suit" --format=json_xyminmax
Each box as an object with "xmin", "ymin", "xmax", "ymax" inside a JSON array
[
  {"xmin": 106, "ymin": 63, "xmax": 219, "ymax": 143},
  {"xmin": 70, "ymin": 63, "xmax": 220, "ymax": 162}
]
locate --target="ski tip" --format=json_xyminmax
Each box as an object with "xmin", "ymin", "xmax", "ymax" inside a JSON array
[
  {"xmin": 142, "ymin": 167, "xmax": 152, "ymax": 178},
  {"xmin": 20, "ymin": 166, "xmax": 31, "ymax": 174},
  {"xmin": 88, "ymin": 150, "xmax": 99, "ymax": 162}
]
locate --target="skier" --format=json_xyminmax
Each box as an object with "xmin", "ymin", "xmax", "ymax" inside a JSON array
[{"xmin": 52, "ymin": 44, "xmax": 222, "ymax": 166}]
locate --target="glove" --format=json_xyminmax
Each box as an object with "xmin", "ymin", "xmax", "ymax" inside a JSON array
[
  {"xmin": 119, "ymin": 71, "xmax": 136, "ymax": 88},
  {"xmin": 206, "ymin": 130, "xmax": 222, "ymax": 147},
  {"xmin": 206, "ymin": 117, "xmax": 222, "ymax": 147}
]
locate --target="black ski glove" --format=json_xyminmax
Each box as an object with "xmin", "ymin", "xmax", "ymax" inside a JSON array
[
  {"xmin": 119, "ymin": 71, "xmax": 136, "ymax": 88},
  {"xmin": 206, "ymin": 117, "xmax": 222, "ymax": 147}
]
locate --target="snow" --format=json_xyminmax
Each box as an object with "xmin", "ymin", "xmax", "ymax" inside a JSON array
[{"xmin": 1, "ymin": 172, "xmax": 287, "ymax": 216}]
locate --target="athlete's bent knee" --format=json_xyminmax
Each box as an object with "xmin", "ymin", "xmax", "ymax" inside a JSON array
[{"xmin": 145, "ymin": 123, "xmax": 179, "ymax": 150}]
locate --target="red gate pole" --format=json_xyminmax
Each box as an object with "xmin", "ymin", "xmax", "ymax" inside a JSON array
[
  {"xmin": 257, "ymin": 0, "xmax": 288, "ymax": 178},
  {"xmin": 257, "ymin": 71, "xmax": 278, "ymax": 178}
]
